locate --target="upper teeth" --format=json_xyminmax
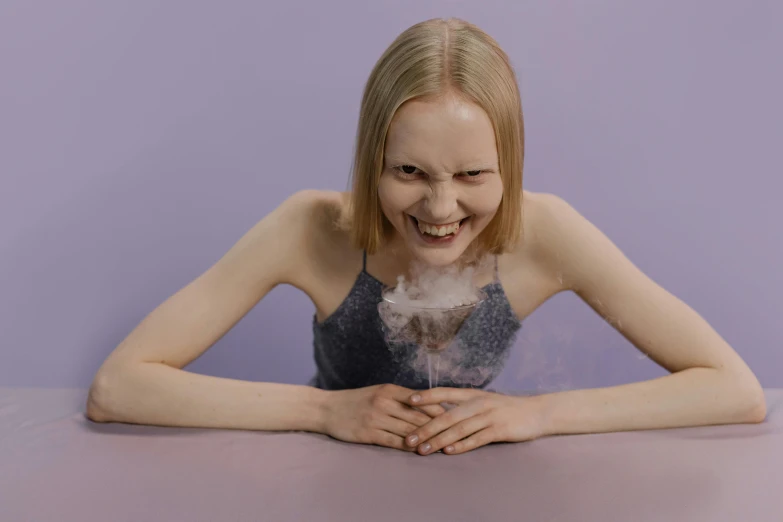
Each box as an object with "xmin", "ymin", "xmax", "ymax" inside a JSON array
[{"xmin": 417, "ymin": 219, "xmax": 461, "ymax": 236}]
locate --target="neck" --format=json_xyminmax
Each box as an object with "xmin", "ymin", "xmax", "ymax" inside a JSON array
[{"xmin": 379, "ymin": 235, "xmax": 491, "ymax": 281}]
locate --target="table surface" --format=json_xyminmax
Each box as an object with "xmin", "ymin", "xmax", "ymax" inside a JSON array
[{"xmin": 1, "ymin": 387, "xmax": 781, "ymax": 522}]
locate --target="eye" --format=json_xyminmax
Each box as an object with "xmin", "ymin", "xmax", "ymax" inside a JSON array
[
  {"xmin": 394, "ymin": 165, "xmax": 422, "ymax": 177},
  {"xmin": 459, "ymin": 170, "xmax": 488, "ymax": 180}
]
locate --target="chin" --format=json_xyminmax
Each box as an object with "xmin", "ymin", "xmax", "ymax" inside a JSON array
[{"xmin": 407, "ymin": 241, "xmax": 471, "ymax": 267}]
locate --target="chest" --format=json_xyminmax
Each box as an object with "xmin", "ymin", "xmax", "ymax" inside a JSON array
[{"xmin": 310, "ymin": 250, "xmax": 559, "ymax": 325}]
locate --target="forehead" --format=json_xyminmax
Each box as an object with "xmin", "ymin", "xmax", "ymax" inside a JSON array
[{"xmin": 385, "ymin": 95, "xmax": 498, "ymax": 167}]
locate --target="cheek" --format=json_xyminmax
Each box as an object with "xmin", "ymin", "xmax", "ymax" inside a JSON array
[
  {"xmin": 378, "ymin": 175, "xmax": 419, "ymax": 217},
  {"xmin": 467, "ymin": 180, "xmax": 504, "ymax": 219}
]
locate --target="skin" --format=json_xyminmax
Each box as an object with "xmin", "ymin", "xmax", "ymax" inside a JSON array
[
  {"xmin": 375, "ymin": 91, "xmax": 766, "ymax": 455},
  {"xmin": 377, "ymin": 92, "xmax": 503, "ymax": 269},
  {"xmin": 87, "ymin": 91, "xmax": 766, "ymax": 456}
]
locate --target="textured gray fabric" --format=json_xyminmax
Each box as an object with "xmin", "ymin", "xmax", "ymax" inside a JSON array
[{"xmin": 310, "ymin": 254, "xmax": 522, "ymax": 390}]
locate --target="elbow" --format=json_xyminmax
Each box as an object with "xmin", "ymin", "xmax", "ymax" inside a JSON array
[
  {"xmin": 86, "ymin": 371, "xmax": 114, "ymax": 422},
  {"xmin": 743, "ymin": 389, "xmax": 767, "ymax": 424},
  {"xmin": 728, "ymin": 371, "xmax": 767, "ymax": 424},
  {"xmin": 86, "ymin": 368, "xmax": 127, "ymax": 423}
]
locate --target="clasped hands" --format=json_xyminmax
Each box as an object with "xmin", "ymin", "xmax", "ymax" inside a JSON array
[{"xmin": 323, "ymin": 384, "xmax": 546, "ymax": 455}]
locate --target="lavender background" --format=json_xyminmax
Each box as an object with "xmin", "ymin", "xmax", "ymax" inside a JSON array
[{"xmin": 1, "ymin": 1, "xmax": 780, "ymax": 390}]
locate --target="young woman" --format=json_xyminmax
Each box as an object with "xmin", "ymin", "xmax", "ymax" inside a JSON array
[{"xmin": 86, "ymin": 18, "xmax": 766, "ymax": 456}]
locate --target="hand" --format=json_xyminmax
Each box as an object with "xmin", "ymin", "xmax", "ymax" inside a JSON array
[
  {"xmin": 323, "ymin": 384, "xmax": 447, "ymax": 452},
  {"xmin": 402, "ymin": 388, "xmax": 547, "ymax": 455}
]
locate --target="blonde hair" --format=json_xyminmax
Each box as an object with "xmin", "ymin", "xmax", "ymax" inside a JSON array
[{"xmin": 348, "ymin": 17, "xmax": 524, "ymax": 255}]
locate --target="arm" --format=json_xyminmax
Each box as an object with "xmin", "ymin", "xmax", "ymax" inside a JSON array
[
  {"xmin": 398, "ymin": 193, "xmax": 767, "ymax": 456},
  {"xmin": 86, "ymin": 190, "xmax": 334, "ymax": 432},
  {"xmin": 88, "ymin": 365, "xmax": 327, "ymax": 432},
  {"xmin": 532, "ymin": 193, "xmax": 766, "ymax": 435}
]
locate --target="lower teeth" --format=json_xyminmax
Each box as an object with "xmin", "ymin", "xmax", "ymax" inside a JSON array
[{"xmin": 415, "ymin": 218, "xmax": 463, "ymax": 238}]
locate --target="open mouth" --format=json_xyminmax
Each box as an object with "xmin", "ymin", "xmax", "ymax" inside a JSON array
[{"xmin": 408, "ymin": 215, "xmax": 470, "ymax": 242}]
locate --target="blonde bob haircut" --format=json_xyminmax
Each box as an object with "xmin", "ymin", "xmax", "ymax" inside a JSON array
[{"xmin": 348, "ymin": 17, "xmax": 524, "ymax": 256}]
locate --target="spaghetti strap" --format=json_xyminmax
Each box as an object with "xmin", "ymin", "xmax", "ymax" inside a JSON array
[
  {"xmin": 493, "ymin": 255, "xmax": 500, "ymax": 281},
  {"xmin": 362, "ymin": 250, "xmax": 367, "ymax": 272}
]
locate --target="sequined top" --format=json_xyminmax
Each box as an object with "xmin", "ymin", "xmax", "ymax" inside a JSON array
[{"xmin": 309, "ymin": 252, "xmax": 522, "ymax": 390}]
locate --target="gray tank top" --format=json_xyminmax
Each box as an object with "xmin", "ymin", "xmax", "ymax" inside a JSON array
[{"xmin": 309, "ymin": 252, "xmax": 522, "ymax": 390}]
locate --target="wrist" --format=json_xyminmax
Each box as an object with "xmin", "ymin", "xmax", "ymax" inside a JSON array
[
  {"xmin": 528, "ymin": 392, "xmax": 558, "ymax": 438},
  {"xmin": 310, "ymin": 387, "xmax": 332, "ymax": 434}
]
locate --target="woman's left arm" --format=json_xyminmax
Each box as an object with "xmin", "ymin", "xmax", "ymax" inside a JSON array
[
  {"xmin": 404, "ymin": 194, "xmax": 766, "ymax": 455},
  {"xmin": 532, "ymin": 193, "xmax": 766, "ymax": 435}
]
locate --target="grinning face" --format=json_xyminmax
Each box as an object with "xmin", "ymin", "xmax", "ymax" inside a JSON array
[{"xmin": 378, "ymin": 92, "xmax": 504, "ymax": 267}]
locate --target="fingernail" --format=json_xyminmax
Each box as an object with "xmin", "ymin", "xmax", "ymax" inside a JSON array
[
  {"xmin": 445, "ymin": 445, "xmax": 455, "ymax": 453},
  {"xmin": 411, "ymin": 394, "xmax": 421, "ymax": 403},
  {"xmin": 420, "ymin": 443, "xmax": 431, "ymax": 454},
  {"xmin": 407, "ymin": 435, "xmax": 418, "ymax": 446}
]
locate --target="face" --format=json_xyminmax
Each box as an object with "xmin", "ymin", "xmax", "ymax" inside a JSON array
[{"xmin": 378, "ymin": 93, "xmax": 503, "ymax": 267}]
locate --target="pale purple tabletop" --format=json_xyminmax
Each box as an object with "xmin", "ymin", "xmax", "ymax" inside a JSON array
[{"xmin": 1, "ymin": 387, "xmax": 781, "ymax": 521}]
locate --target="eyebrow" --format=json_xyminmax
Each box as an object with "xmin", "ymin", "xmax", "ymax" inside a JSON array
[{"xmin": 384, "ymin": 155, "xmax": 498, "ymax": 171}]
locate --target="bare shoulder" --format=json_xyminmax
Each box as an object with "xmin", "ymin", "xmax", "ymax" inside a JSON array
[
  {"xmin": 88, "ymin": 189, "xmax": 353, "ymax": 375},
  {"xmin": 287, "ymin": 189, "xmax": 352, "ymax": 245},
  {"xmin": 512, "ymin": 188, "xmax": 650, "ymax": 299},
  {"xmin": 512, "ymin": 190, "xmax": 599, "ymax": 287},
  {"xmin": 219, "ymin": 189, "xmax": 348, "ymax": 290},
  {"xmin": 275, "ymin": 189, "xmax": 357, "ymax": 287},
  {"xmin": 499, "ymin": 190, "xmax": 587, "ymax": 318},
  {"xmin": 272, "ymin": 189, "xmax": 351, "ymax": 243},
  {"xmin": 506, "ymin": 190, "xmax": 572, "ymax": 267},
  {"xmin": 510, "ymin": 191, "xmax": 766, "ymax": 402},
  {"xmin": 277, "ymin": 189, "xmax": 346, "ymax": 226}
]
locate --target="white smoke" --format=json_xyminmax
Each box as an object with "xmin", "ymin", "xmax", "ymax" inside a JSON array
[
  {"xmin": 378, "ymin": 261, "xmax": 491, "ymax": 387},
  {"xmin": 386, "ymin": 263, "xmax": 482, "ymax": 309}
]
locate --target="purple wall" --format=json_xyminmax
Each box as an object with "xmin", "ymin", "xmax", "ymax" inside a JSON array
[{"xmin": 1, "ymin": 1, "xmax": 780, "ymax": 390}]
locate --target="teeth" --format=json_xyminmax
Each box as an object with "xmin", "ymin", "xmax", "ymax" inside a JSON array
[{"xmin": 416, "ymin": 219, "xmax": 461, "ymax": 236}]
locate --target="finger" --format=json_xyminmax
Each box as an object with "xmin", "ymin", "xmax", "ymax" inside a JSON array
[
  {"xmin": 385, "ymin": 383, "xmax": 451, "ymax": 410},
  {"xmin": 389, "ymin": 402, "xmax": 435, "ymax": 427},
  {"xmin": 372, "ymin": 431, "xmax": 415, "ymax": 452},
  {"xmin": 416, "ymin": 404, "xmax": 447, "ymax": 417},
  {"xmin": 385, "ymin": 383, "xmax": 422, "ymax": 403},
  {"xmin": 443, "ymin": 427, "xmax": 496, "ymax": 455},
  {"xmin": 421, "ymin": 414, "xmax": 491, "ymax": 455},
  {"xmin": 374, "ymin": 385, "xmax": 434, "ymax": 426},
  {"xmin": 379, "ymin": 416, "xmax": 419, "ymax": 439},
  {"xmin": 407, "ymin": 387, "xmax": 483, "ymax": 407},
  {"xmin": 404, "ymin": 403, "xmax": 479, "ymax": 449}
]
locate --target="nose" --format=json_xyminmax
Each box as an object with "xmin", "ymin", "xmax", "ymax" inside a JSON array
[{"xmin": 423, "ymin": 182, "xmax": 457, "ymax": 223}]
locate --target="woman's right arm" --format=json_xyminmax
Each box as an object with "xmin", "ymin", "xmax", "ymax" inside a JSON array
[{"xmin": 86, "ymin": 190, "xmax": 331, "ymax": 432}]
